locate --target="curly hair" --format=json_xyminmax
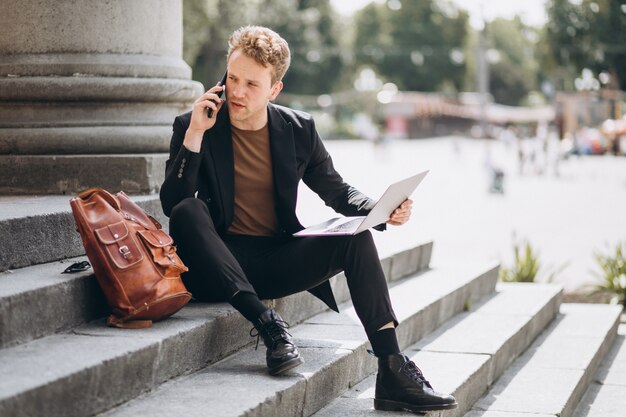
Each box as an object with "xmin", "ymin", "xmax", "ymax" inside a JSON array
[{"xmin": 227, "ymin": 26, "xmax": 291, "ymax": 85}]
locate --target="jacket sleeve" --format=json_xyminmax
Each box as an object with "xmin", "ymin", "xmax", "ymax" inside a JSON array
[
  {"xmin": 302, "ymin": 119, "xmax": 385, "ymax": 231},
  {"xmin": 159, "ymin": 116, "xmax": 203, "ymax": 217}
]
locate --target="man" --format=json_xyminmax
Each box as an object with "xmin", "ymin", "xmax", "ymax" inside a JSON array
[{"xmin": 160, "ymin": 25, "xmax": 456, "ymax": 413}]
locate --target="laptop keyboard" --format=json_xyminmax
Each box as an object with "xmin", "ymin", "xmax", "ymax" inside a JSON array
[{"xmin": 326, "ymin": 218, "xmax": 362, "ymax": 233}]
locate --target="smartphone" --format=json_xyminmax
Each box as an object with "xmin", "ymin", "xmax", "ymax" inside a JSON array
[{"xmin": 207, "ymin": 70, "xmax": 228, "ymax": 118}]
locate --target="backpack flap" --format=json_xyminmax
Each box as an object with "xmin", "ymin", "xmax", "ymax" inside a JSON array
[{"xmin": 94, "ymin": 221, "xmax": 144, "ymax": 269}]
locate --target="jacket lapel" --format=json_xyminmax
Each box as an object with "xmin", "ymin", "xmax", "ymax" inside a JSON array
[
  {"xmin": 267, "ymin": 104, "xmax": 302, "ymax": 233},
  {"xmin": 207, "ymin": 106, "xmax": 234, "ymax": 228}
]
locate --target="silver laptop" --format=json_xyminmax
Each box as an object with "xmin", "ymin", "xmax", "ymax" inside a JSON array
[{"xmin": 293, "ymin": 170, "xmax": 428, "ymax": 237}]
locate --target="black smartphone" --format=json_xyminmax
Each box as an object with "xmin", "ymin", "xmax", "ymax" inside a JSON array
[{"xmin": 207, "ymin": 70, "xmax": 228, "ymax": 118}]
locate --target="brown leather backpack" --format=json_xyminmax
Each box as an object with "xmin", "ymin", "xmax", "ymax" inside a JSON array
[{"xmin": 70, "ymin": 188, "xmax": 191, "ymax": 328}]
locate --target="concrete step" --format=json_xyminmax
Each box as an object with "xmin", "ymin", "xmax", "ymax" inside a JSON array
[
  {"xmin": 0, "ymin": 242, "xmax": 455, "ymax": 417},
  {"xmin": 0, "ymin": 195, "xmax": 166, "ymax": 272},
  {"xmin": 0, "ymin": 256, "xmax": 106, "ymax": 349},
  {"xmin": 571, "ymin": 322, "xmax": 626, "ymax": 417},
  {"xmin": 0, "ymin": 239, "xmax": 431, "ymax": 349},
  {"xmin": 463, "ymin": 303, "xmax": 622, "ymax": 417},
  {"xmin": 0, "ymin": 259, "xmax": 498, "ymax": 417},
  {"xmin": 312, "ymin": 282, "xmax": 563, "ymax": 417},
  {"xmin": 96, "ymin": 261, "xmax": 499, "ymax": 417}
]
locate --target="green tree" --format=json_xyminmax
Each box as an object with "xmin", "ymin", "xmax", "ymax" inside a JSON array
[
  {"xmin": 487, "ymin": 18, "xmax": 541, "ymax": 105},
  {"xmin": 184, "ymin": 0, "xmax": 296, "ymax": 89},
  {"xmin": 353, "ymin": 0, "xmax": 469, "ymax": 92},
  {"xmin": 544, "ymin": 0, "xmax": 626, "ymax": 91},
  {"xmin": 272, "ymin": 0, "xmax": 343, "ymax": 94},
  {"xmin": 183, "ymin": 0, "xmax": 343, "ymax": 94},
  {"xmin": 182, "ymin": 0, "xmax": 218, "ymax": 68},
  {"xmin": 463, "ymin": 17, "xmax": 543, "ymax": 106},
  {"xmin": 352, "ymin": 2, "xmax": 392, "ymax": 70}
]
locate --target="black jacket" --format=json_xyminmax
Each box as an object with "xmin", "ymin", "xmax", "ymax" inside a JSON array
[{"xmin": 160, "ymin": 102, "xmax": 379, "ymax": 311}]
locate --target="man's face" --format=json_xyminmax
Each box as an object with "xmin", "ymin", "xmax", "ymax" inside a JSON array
[{"xmin": 226, "ymin": 49, "xmax": 282, "ymax": 130}]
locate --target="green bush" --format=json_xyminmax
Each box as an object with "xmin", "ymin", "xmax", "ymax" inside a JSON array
[
  {"xmin": 500, "ymin": 241, "xmax": 541, "ymax": 283},
  {"xmin": 591, "ymin": 241, "xmax": 626, "ymax": 307},
  {"xmin": 499, "ymin": 239, "xmax": 564, "ymax": 283}
]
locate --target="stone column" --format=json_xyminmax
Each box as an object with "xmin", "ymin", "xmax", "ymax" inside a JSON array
[{"xmin": 0, "ymin": 0, "xmax": 204, "ymax": 194}]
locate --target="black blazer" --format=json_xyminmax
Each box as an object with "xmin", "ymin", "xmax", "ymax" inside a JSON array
[{"xmin": 160, "ymin": 102, "xmax": 380, "ymax": 311}]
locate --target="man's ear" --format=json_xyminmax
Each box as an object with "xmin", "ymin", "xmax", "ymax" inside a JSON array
[{"xmin": 269, "ymin": 80, "xmax": 283, "ymax": 101}]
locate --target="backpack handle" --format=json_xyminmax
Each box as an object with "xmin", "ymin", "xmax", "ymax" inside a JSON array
[{"xmin": 77, "ymin": 188, "xmax": 121, "ymax": 211}]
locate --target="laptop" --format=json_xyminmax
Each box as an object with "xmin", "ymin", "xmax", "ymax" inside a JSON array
[{"xmin": 293, "ymin": 170, "xmax": 429, "ymax": 237}]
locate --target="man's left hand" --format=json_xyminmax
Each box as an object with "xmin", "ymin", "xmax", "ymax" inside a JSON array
[{"xmin": 387, "ymin": 199, "xmax": 413, "ymax": 226}]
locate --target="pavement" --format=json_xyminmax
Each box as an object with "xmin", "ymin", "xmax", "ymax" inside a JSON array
[{"xmin": 297, "ymin": 136, "xmax": 626, "ymax": 293}]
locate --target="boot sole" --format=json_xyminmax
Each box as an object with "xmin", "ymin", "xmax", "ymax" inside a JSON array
[
  {"xmin": 268, "ymin": 356, "xmax": 305, "ymax": 376},
  {"xmin": 374, "ymin": 398, "xmax": 458, "ymax": 412}
]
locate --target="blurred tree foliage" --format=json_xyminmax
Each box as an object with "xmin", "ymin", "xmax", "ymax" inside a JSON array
[
  {"xmin": 182, "ymin": 0, "xmax": 342, "ymax": 94},
  {"xmin": 352, "ymin": 0, "xmax": 469, "ymax": 92},
  {"xmin": 182, "ymin": 0, "xmax": 625, "ymax": 107},
  {"xmin": 463, "ymin": 18, "xmax": 542, "ymax": 106},
  {"xmin": 543, "ymin": 0, "xmax": 626, "ymax": 91},
  {"xmin": 487, "ymin": 18, "xmax": 540, "ymax": 105}
]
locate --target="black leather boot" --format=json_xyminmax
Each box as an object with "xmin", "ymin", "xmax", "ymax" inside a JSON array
[
  {"xmin": 251, "ymin": 309, "xmax": 304, "ymax": 376},
  {"xmin": 375, "ymin": 353, "xmax": 457, "ymax": 412}
]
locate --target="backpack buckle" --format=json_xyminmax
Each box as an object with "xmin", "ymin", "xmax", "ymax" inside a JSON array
[{"xmin": 119, "ymin": 245, "xmax": 131, "ymax": 259}]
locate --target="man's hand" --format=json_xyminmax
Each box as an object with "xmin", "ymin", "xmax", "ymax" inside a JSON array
[
  {"xmin": 387, "ymin": 199, "xmax": 413, "ymax": 226},
  {"xmin": 183, "ymin": 83, "xmax": 225, "ymax": 152}
]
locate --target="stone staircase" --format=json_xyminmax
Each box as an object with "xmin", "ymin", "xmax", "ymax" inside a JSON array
[
  {"xmin": 572, "ymin": 323, "xmax": 626, "ymax": 417},
  {"xmin": 0, "ymin": 195, "xmax": 622, "ymax": 417}
]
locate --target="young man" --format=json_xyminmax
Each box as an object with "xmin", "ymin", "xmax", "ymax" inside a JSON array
[{"xmin": 160, "ymin": 26, "xmax": 457, "ymax": 413}]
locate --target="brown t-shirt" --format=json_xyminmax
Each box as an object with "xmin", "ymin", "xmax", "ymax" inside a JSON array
[{"xmin": 227, "ymin": 123, "xmax": 280, "ymax": 236}]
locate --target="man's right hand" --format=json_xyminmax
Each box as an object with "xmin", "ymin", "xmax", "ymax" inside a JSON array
[{"xmin": 183, "ymin": 83, "xmax": 225, "ymax": 152}]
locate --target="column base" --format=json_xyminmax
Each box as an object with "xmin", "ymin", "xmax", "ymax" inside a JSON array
[{"xmin": 0, "ymin": 154, "xmax": 168, "ymax": 195}]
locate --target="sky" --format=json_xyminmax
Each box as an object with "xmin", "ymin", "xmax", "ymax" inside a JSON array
[{"xmin": 330, "ymin": 0, "xmax": 549, "ymax": 28}]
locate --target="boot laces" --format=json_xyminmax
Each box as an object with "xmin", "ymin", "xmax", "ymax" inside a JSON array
[
  {"xmin": 403, "ymin": 360, "xmax": 433, "ymax": 389},
  {"xmin": 249, "ymin": 318, "xmax": 292, "ymax": 350}
]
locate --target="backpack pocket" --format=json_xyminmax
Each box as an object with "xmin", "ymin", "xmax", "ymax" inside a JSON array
[
  {"xmin": 137, "ymin": 229, "xmax": 188, "ymax": 278},
  {"xmin": 94, "ymin": 221, "xmax": 144, "ymax": 269}
]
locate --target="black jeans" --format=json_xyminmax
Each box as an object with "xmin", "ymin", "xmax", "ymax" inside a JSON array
[{"xmin": 169, "ymin": 198, "xmax": 397, "ymax": 337}]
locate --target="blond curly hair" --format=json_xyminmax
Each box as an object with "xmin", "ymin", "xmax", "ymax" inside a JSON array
[{"xmin": 227, "ymin": 26, "xmax": 291, "ymax": 85}]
